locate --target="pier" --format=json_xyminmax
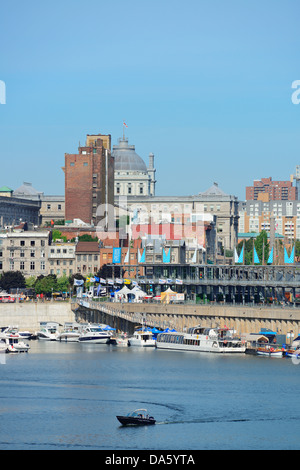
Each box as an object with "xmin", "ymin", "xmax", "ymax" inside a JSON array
[{"xmin": 74, "ymin": 299, "xmax": 300, "ymax": 338}]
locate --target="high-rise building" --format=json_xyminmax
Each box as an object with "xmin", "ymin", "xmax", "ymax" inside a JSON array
[
  {"xmin": 63, "ymin": 134, "xmax": 114, "ymax": 226},
  {"xmin": 246, "ymin": 177, "xmax": 297, "ymax": 201}
]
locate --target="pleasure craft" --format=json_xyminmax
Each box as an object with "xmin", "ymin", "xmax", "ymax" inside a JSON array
[
  {"xmin": 156, "ymin": 325, "xmax": 246, "ymax": 353},
  {"xmin": 128, "ymin": 328, "xmax": 156, "ymax": 347},
  {"xmin": 36, "ymin": 322, "xmax": 60, "ymax": 341},
  {"xmin": 57, "ymin": 322, "xmax": 81, "ymax": 342},
  {"xmin": 116, "ymin": 409, "xmax": 156, "ymax": 426},
  {"xmin": 78, "ymin": 324, "xmax": 111, "ymax": 344},
  {"xmin": 0, "ymin": 331, "xmax": 30, "ymax": 353}
]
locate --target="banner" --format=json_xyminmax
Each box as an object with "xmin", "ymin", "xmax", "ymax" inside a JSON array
[
  {"xmin": 159, "ymin": 279, "xmax": 166, "ymax": 284},
  {"xmin": 163, "ymin": 248, "xmax": 171, "ymax": 263},
  {"xmin": 191, "ymin": 249, "xmax": 197, "ymax": 263},
  {"xmin": 284, "ymin": 246, "xmax": 295, "ymax": 264},
  {"xmin": 175, "ymin": 279, "xmax": 183, "ymax": 285},
  {"xmin": 74, "ymin": 279, "xmax": 84, "ymax": 286},
  {"xmin": 253, "ymin": 246, "xmax": 260, "ymax": 264},
  {"xmin": 123, "ymin": 249, "xmax": 129, "ymax": 263},
  {"xmin": 112, "ymin": 247, "xmax": 122, "ymax": 264},
  {"xmin": 138, "ymin": 248, "xmax": 146, "ymax": 263},
  {"xmin": 237, "ymin": 246, "xmax": 244, "ymax": 264},
  {"xmin": 234, "ymin": 248, "xmax": 239, "ymax": 264},
  {"xmin": 267, "ymin": 247, "xmax": 273, "ymax": 265}
]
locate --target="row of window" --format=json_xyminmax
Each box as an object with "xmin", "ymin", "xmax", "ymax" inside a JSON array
[{"xmin": 1, "ymin": 261, "xmax": 46, "ymax": 271}]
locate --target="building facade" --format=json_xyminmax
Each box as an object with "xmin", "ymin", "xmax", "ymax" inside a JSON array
[
  {"xmin": 48, "ymin": 241, "xmax": 76, "ymax": 277},
  {"xmin": 239, "ymin": 198, "xmax": 300, "ymax": 240},
  {"xmin": 113, "ymin": 136, "xmax": 156, "ymax": 197},
  {"xmin": 63, "ymin": 134, "xmax": 114, "ymax": 226},
  {"xmin": 0, "ymin": 231, "xmax": 50, "ymax": 277},
  {"xmin": 246, "ymin": 177, "xmax": 297, "ymax": 201}
]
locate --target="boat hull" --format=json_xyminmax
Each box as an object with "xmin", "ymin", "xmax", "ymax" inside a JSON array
[
  {"xmin": 58, "ymin": 333, "xmax": 80, "ymax": 343},
  {"xmin": 78, "ymin": 336, "xmax": 110, "ymax": 344},
  {"xmin": 116, "ymin": 416, "xmax": 156, "ymax": 426},
  {"xmin": 257, "ymin": 350, "xmax": 283, "ymax": 357},
  {"xmin": 128, "ymin": 338, "xmax": 156, "ymax": 347}
]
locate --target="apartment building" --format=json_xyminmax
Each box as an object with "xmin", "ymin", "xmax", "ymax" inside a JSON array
[{"xmin": 0, "ymin": 231, "xmax": 50, "ymax": 276}]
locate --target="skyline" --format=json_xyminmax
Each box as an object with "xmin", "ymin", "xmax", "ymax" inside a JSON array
[{"xmin": 0, "ymin": 0, "xmax": 299, "ymax": 200}]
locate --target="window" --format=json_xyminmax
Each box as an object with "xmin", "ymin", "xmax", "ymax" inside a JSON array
[
  {"xmin": 41, "ymin": 240, "xmax": 45, "ymax": 247},
  {"xmin": 70, "ymin": 162, "xmax": 75, "ymax": 166},
  {"xmin": 47, "ymin": 204, "xmax": 51, "ymax": 210},
  {"xmin": 30, "ymin": 250, "xmax": 35, "ymax": 258},
  {"xmin": 83, "ymin": 162, "xmax": 88, "ymax": 166},
  {"xmin": 58, "ymin": 204, "xmax": 62, "ymax": 210},
  {"xmin": 41, "ymin": 261, "xmax": 45, "ymax": 270},
  {"xmin": 30, "ymin": 262, "xmax": 35, "ymax": 270},
  {"xmin": 31, "ymin": 241, "xmax": 35, "ymax": 247},
  {"xmin": 20, "ymin": 261, "xmax": 25, "ymax": 270},
  {"xmin": 20, "ymin": 240, "xmax": 25, "ymax": 246}
]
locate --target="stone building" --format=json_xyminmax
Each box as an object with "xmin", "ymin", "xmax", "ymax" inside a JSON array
[
  {"xmin": 0, "ymin": 231, "xmax": 50, "ymax": 277},
  {"xmin": 113, "ymin": 136, "xmax": 156, "ymax": 197},
  {"xmin": 48, "ymin": 241, "xmax": 76, "ymax": 277}
]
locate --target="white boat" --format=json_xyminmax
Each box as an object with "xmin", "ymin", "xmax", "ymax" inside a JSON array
[
  {"xmin": 36, "ymin": 322, "xmax": 60, "ymax": 341},
  {"xmin": 78, "ymin": 324, "xmax": 111, "ymax": 344},
  {"xmin": 57, "ymin": 322, "xmax": 81, "ymax": 342},
  {"xmin": 128, "ymin": 328, "xmax": 156, "ymax": 347},
  {"xmin": 156, "ymin": 325, "xmax": 246, "ymax": 353},
  {"xmin": 256, "ymin": 347, "xmax": 283, "ymax": 357},
  {"xmin": 0, "ymin": 332, "xmax": 30, "ymax": 353},
  {"xmin": 113, "ymin": 333, "xmax": 129, "ymax": 347}
]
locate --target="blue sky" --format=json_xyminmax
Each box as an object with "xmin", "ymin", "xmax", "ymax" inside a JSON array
[{"xmin": 0, "ymin": 0, "xmax": 299, "ymax": 200}]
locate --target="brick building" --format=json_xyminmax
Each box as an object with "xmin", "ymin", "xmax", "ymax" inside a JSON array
[
  {"xmin": 63, "ymin": 134, "xmax": 114, "ymax": 226},
  {"xmin": 246, "ymin": 177, "xmax": 297, "ymax": 201}
]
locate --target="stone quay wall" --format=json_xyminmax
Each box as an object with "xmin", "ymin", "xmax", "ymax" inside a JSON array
[
  {"xmin": 75, "ymin": 301, "xmax": 300, "ymax": 337},
  {"xmin": 0, "ymin": 301, "xmax": 75, "ymax": 332}
]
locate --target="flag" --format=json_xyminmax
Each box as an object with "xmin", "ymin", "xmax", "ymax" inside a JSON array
[
  {"xmin": 253, "ymin": 246, "xmax": 260, "ymax": 264},
  {"xmin": 94, "ymin": 276, "xmax": 100, "ymax": 282},
  {"xmin": 50, "ymin": 219, "xmax": 54, "ymax": 226},
  {"xmin": 123, "ymin": 249, "xmax": 129, "ymax": 263},
  {"xmin": 267, "ymin": 247, "xmax": 273, "ymax": 264},
  {"xmin": 237, "ymin": 246, "xmax": 244, "ymax": 264},
  {"xmin": 112, "ymin": 247, "xmax": 122, "ymax": 263},
  {"xmin": 175, "ymin": 279, "xmax": 183, "ymax": 285},
  {"xmin": 191, "ymin": 249, "xmax": 197, "ymax": 263},
  {"xmin": 123, "ymin": 121, "xmax": 128, "ymax": 128},
  {"xmin": 163, "ymin": 248, "xmax": 171, "ymax": 263},
  {"xmin": 234, "ymin": 248, "xmax": 239, "ymax": 263},
  {"xmin": 138, "ymin": 248, "xmax": 145, "ymax": 263},
  {"xmin": 284, "ymin": 246, "xmax": 295, "ymax": 264},
  {"xmin": 74, "ymin": 279, "xmax": 84, "ymax": 286}
]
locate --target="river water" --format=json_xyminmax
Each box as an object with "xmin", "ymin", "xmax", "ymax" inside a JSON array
[{"xmin": 0, "ymin": 340, "xmax": 300, "ymax": 450}]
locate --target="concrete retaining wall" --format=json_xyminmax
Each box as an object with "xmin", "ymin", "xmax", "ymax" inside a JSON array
[{"xmin": 0, "ymin": 302, "xmax": 75, "ymax": 332}]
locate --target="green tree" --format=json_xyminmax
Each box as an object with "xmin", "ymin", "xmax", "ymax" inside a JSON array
[
  {"xmin": 34, "ymin": 275, "xmax": 57, "ymax": 295},
  {"xmin": 56, "ymin": 275, "xmax": 70, "ymax": 293},
  {"xmin": 0, "ymin": 271, "xmax": 26, "ymax": 291}
]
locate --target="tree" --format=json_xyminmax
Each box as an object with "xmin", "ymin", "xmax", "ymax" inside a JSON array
[
  {"xmin": 34, "ymin": 274, "xmax": 57, "ymax": 295},
  {"xmin": 0, "ymin": 271, "xmax": 26, "ymax": 291}
]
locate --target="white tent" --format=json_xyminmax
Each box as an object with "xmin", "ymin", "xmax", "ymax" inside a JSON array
[
  {"xmin": 114, "ymin": 285, "xmax": 132, "ymax": 301},
  {"xmin": 131, "ymin": 286, "xmax": 147, "ymax": 301}
]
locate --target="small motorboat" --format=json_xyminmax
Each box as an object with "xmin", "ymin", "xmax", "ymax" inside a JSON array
[
  {"xmin": 116, "ymin": 409, "xmax": 156, "ymax": 426},
  {"xmin": 257, "ymin": 346, "xmax": 283, "ymax": 357}
]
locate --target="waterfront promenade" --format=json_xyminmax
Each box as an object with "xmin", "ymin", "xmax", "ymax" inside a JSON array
[{"xmin": 75, "ymin": 299, "xmax": 300, "ymax": 338}]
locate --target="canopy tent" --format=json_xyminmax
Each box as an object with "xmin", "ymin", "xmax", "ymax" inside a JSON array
[
  {"xmin": 161, "ymin": 287, "xmax": 177, "ymax": 304},
  {"xmin": 114, "ymin": 285, "xmax": 132, "ymax": 301},
  {"xmin": 131, "ymin": 286, "xmax": 147, "ymax": 301}
]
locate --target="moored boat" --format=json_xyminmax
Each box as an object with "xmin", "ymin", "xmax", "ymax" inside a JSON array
[
  {"xmin": 36, "ymin": 322, "xmax": 60, "ymax": 341},
  {"xmin": 78, "ymin": 323, "xmax": 111, "ymax": 344},
  {"xmin": 0, "ymin": 332, "xmax": 30, "ymax": 353},
  {"xmin": 128, "ymin": 328, "xmax": 156, "ymax": 347},
  {"xmin": 156, "ymin": 325, "xmax": 246, "ymax": 353},
  {"xmin": 116, "ymin": 409, "xmax": 156, "ymax": 426},
  {"xmin": 256, "ymin": 346, "xmax": 283, "ymax": 357},
  {"xmin": 57, "ymin": 322, "xmax": 81, "ymax": 342}
]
